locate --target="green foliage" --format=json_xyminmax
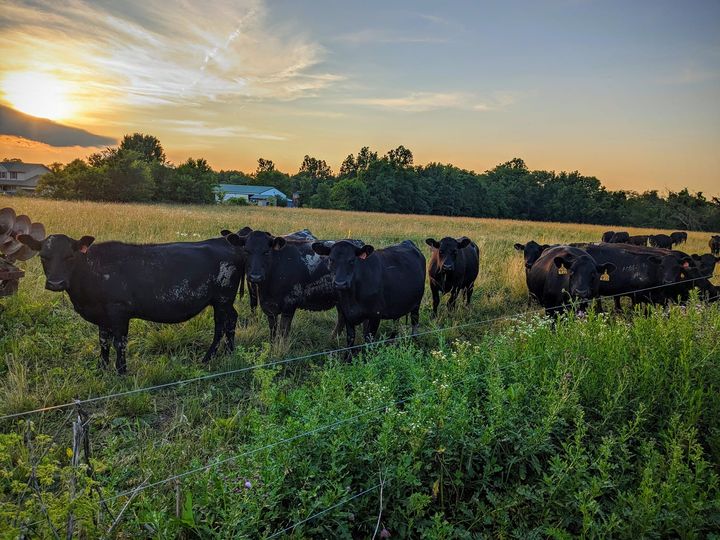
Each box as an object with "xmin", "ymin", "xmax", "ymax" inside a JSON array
[{"xmin": 2, "ymin": 304, "xmax": 719, "ymax": 537}]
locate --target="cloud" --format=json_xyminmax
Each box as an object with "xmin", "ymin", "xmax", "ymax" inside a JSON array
[
  {"xmin": 0, "ymin": 0, "xmax": 342, "ymax": 112},
  {"xmin": 346, "ymin": 91, "xmax": 517, "ymax": 113},
  {"xmin": 334, "ymin": 29, "xmax": 447, "ymax": 45},
  {"xmin": 0, "ymin": 105, "xmax": 116, "ymax": 147},
  {"xmin": 161, "ymin": 120, "xmax": 286, "ymax": 141}
]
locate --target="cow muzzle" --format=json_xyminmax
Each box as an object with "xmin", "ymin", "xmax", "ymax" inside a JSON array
[
  {"xmin": 442, "ymin": 264, "xmax": 454, "ymax": 272},
  {"xmin": 333, "ymin": 279, "xmax": 351, "ymax": 290},
  {"xmin": 45, "ymin": 279, "xmax": 67, "ymax": 291},
  {"xmin": 248, "ymin": 273, "xmax": 264, "ymax": 284}
]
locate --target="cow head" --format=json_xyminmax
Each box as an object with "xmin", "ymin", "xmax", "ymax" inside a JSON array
[
  {"xmin": 691, "ymin": 254, "xmax": 719, "ymax": 277},
  {"xmin": 601, "ymin": 231, "xmax": 614, "ymax": 243},
  {"xmin": 426, "ymin": 237, "xmax": 471, "ymax": 273},
  {"xmin": 224, "ymin": 230, "xmax": 284, "ymax": 284},
  {"xmin": 312, "ymin": 240, "xmax": 374, "ymax": 290},
  {"xmin": 514, "ymin": 240, "xmax": 549, "ymax": 270},
  {"xmin": 18, "ymin": 233, "xmax": 94, "ymax": 291},
  {"xmin": 553, "ymin": 253, "xmax": 616, "ymax": 300},
  {"xmin": 654, "ymin": 254, "xmax": 693, "ymax": 285}
]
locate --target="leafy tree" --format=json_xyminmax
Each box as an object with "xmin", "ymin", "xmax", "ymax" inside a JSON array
[
  {"xmin": 119, "ymin": 133, "xmax": 166, "ymax": 163},
  {"xmin": 163, "ymin": 158, "xmax": 218, "ymax": 204}
]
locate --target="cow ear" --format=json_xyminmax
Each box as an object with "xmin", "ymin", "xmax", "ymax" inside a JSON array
[
  {"xmin": 458, "ymin": 238, "xmax": 471, "ymax": 249},
  {"xmin": 17, "ymin": 234, "xmax": 42, "ymax": 251},
  {"xmin": 541, "ymin": 244, "xmax": 551, "ymax": 251},
  {"xmin": 680, "ymin": 257, "xmax": 693, "ymax": 268},
  {"xmin": 425, "ymin": 238, "xmax": 439, "ymax": 249},
  {"xmin": 272, "ymin": 237, "xmax": 286, "ymax": 251},
  {"xmin": 225, "ymin": 233, "xmax": 245, "ymax": 247},
  {"xmin": 74, "ymin": 236, "xmax": 95, "ymax": 253},
  {"xmin": 358, "ymin": 245, "xmax": 374, "ymax": 259},
  {"xmin": 553, "ymin": 256, "xmax": 569, "ymax": 269},
  {"xmin": 220, "ymin": 229, "xmax": 232, "ymax": 237},
  {"xmin": 238, "ymin": 226, "xmax": 253, "ymax": 236},
  {"xmin": 691, "ymin": 254, "xmax": 701, "ymax": 260},
  {"xmin": 513, "ymin": 243, "xmax": 525, "ymax": 251},
  {"xmin": 598, "ymin": 262, "xmax": 616, "ymax": 274},
  {"xmin": 311, "ymin": 241, "xmax": 331, "ymax": 256}
]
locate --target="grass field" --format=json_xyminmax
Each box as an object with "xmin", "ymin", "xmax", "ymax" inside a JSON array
[{"xmin": 1, "ymin": 198, "xmax": 719, "ymax": 538}]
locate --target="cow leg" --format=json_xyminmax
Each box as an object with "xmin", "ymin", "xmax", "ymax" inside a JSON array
[
  {"xmin": 110, "ymin": 320, "xmax": 129, "ymax": 375},
  {"xmin": 224, "ymin": 305, "xmax": 238, "ymax": 352},
  {"xmin": 267, "ymin": 313, "xmax": 278, "ymax": 340},
  {"xmin": 448, "ymin": 288, "xmax": 460, "ymax": 311},
  {"xmin": 98, "ymin": 326, "xmax": 111, "ymax": 369},
  {"xmin": 465, "ymin": 284, "xmax": 474, "ymax": 305},
  {"xmin": 279, "ymin": 311, "xmax": 296, "ymax": 338},
  {"xmin": 431, "ymin": 285, "xmax": 441, "ymax": 317},
  {"xmin": 364, "ymin": 318, "xmax": 381, "ymax": 343},
  {"xmin": 614, "ymin": 296, "xmax": 623, "ymax": 312},
  {"xmin": 202, "ymin": 306, "xmax": 226, "ymax": 364},
  {"xmin": 249, "ymin": 280, "xmax": 258, "ymax": 314},
  {"xmin": 343, "ymin": 319, "xmax": 357, "ymax": 361},
  {"xmin": 410, "ymin": 307, "xmax": 420, "ymax": 336}
]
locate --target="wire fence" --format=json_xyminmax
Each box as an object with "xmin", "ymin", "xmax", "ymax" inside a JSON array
[
  {"xmin": 1, "ymin": 270, "xmax": 717, "ymax": 423},
  {"xmin": 9, "ymin": 272, "xmax": 720, "ymax": 537}
]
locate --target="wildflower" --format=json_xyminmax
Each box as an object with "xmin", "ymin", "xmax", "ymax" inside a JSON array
[{"xmin": 244, "ymin": 480, "xmax": 252, "ymax": 489}]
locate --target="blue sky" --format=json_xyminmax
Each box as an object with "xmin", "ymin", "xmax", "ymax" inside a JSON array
[{"xmin": 1, "ymin": 0, "xmax": 718, "ymax": 193}]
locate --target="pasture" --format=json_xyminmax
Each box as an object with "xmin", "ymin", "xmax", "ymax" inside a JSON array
[{"xmin": 1, "ymin": 198, "xmax": 719, "ymax": 538}]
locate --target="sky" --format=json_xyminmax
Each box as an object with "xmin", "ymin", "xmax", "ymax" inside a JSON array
[{"xmin": 0, "ymin": 0, "xmax": 719, "ymax": 194}]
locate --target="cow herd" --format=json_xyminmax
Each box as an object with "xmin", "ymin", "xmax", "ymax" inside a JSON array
[
  {"xmin": 13, "ymin": 225, "xmax": 720, "ymax": 375},
  {"xmin": 515, "ymin": 229, "xmax": 719, "ymax": 318}
]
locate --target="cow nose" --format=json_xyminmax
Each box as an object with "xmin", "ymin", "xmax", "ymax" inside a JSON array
[
  {"xmin": 248, "ymin": 273, "xmax": 263, "ymax": 283},
  {"xmin": 45, "ymin": 280, "xmax": 66, "ymax": 291},
  {"xmin": 442, "ymin": 264, "xmax": 453, "ymax": 271},
  {"xmin": 575, "ymin": 288, "xmax": 590, "ymax": 298},
  {"xmin": 333, "ymin": 279, "xmax": 350, "ymax": 290}
]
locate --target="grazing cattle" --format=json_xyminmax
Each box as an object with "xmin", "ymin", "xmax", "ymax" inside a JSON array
[
  {"xmin": 527, "ymin": 246, "xmax": 615, "ymax": 317},
  {"xmin": 425, "ymin": 236, "xmax": 479, "ymax": 315},
  {"xmin": 649, "ymin": 234, "xmax": 673, "ymax": 249},
  {"xmin": 224, "ymin": 230, "xmax": 340, "ymax": 339},
  {"xmin": 627, "ymin": 235, "xmax": 649, "ymax": 246},
  {"xmin": 609, "ymin": 232, "xmax": 630, "ymax": 243},
  {"xmin": 601, "ymin": 231, "xmax": 615, "ymax": 243},
  {"xmin": 311, "ymin": 240, "xmax": 425, "ymax": 349},
  {"xmin": 18, "ymin": 233, "xmax": 244, "ymax": 374},
  {"xmin": 687, "ymin": 253, "xmax": 719, "ymax": 300},
  {"xmin": 514, "ymin": 241, "xmax": 550, "ymax": 271},
  {"xmin": 670, "ymin": 231, "xmax": 687, "ymax": 245},
  {"xmin": 583, "ymin": 244, "xmax": 691, "ymax": 308},
  {"xmin": 710, "ymin": 235, "xmax": 720, "ymax": 256}
]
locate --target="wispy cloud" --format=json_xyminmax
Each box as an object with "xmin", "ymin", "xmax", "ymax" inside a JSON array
[
  {"xmin": 0, "ymin": 105, "xmax": 116, "ymax": 147},
  {"xmin": 334, "ymin": 28, "xmax": 447, "ymax": 45},
  {"xmin": 0, "ymin": 0, "xmax": 342, "ymax": 113},
  {"xmin": 347, "ymin": 91, "xmax": 517, "ymax": 113},
  {"xmin": 161, "ymin": 120, "xmax": 286, "ymax": 141}
]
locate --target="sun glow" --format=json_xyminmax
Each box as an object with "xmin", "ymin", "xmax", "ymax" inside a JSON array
[{"xmin": 2, "ymin": 71, "xmax": 75, "ymax": 121}]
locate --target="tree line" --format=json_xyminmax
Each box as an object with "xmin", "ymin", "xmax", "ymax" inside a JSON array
[{"xmin": 32, "ymin": 133, "xmax": 720, "ymax": 231}]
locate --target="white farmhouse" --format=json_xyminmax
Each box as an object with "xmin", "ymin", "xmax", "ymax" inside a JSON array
[{"xmin": 0, "ymin": 161, "xmax": 51, "ymax": 195}]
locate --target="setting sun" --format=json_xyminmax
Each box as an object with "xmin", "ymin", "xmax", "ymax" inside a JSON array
[{"xmin": 1, "ymin": 71, "xmax": 74, "ymax": 121}]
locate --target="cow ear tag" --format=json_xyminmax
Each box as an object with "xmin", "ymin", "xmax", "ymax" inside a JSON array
[
  {"xmin": 600, "ymin": 270, "xmax": 610, "ymax": 282},
  {"xmin": 680, "ymin": 272, "xmax": 685, "ymax": 279},
  {"xmin": 557, "ymin": 265, "xmax": 568, "ymax": 275}
]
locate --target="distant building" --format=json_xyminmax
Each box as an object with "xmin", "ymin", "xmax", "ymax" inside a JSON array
[
  {"xmin": 216, "ymin": 184, "xmax": 289, "ymax": 206},
  {"xmin": 0, "ymin": 161, "xmax": 51, "ymax": 195}
]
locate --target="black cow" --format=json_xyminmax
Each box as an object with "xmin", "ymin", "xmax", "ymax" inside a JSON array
[
  {"xmin": 514, "ymin": 241, "xmax": 550, "ymax": 271},
  {"xmin": 609, "ymin": 232, "xmax": 630, "ymax": 243},
  {"xmin": 627, "ymin": 235, "xmax": 649, "ymax": 246},
  {"xmin": 224, "ymin": 230, "xmax": 339, "ymax": 339},
  {"xmin": 583, "ymin": 244, "xmax": 691, "ymax": 308},
  {"xmin": 601, "ymin": 231, "xmax": 615, "ymax": 243},
  {"xmin": 311, "ymin": 240, "xmax": 425, "ymax": 349},
  {"xmin": 670, "ymin": 231, "xmax": 687, "ymax": 245},
  {"xmin": 527, "ymin": 246, "xmax": 615, "ymax": 317},
  {"xmin": 710, "ymin": 235, "xmax": 720, "ymax": 256},
  {"xmin": 649, "ymin": 234, "xmax": 673, "ymax": 249},
  {"xmin": 18, "ymin": 233, "xmax": 244, "ymax": 374},
  {"xmin": 688, "ymin": 253, "xmax": 719, "ymax": 300},
  {"xmin": 425, "ymin": 236, "xmax": 479, "ymax": 315}
]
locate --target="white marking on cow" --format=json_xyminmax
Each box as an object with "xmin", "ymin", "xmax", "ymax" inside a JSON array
[
  {"xmin": 303, "ymin": 253, "xmax": 322, "ymax": 273},
  {"xmin": 216, "ymin": 262, "xmax": 236, "ymax": 287}
]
